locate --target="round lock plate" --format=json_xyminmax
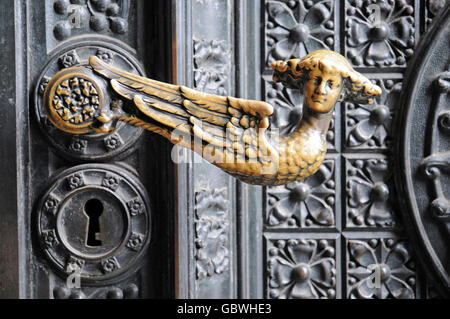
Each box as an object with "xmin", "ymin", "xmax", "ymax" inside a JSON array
[
  {"xmin": 36, "ymin": 164, "xmax": 151, "ymax": 285},
  {"xmin": 34, "ymin": 36, "xmax": 144, "ymax": 161}
]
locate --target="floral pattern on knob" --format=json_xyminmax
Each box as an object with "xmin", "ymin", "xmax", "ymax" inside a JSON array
[
  {"xmin": 51, "ymin": 76, "xmax": 100, "ymax": 126},
  {"xmin": 267, "ymin": 239, "xmax": 336, "ymax": 299}
]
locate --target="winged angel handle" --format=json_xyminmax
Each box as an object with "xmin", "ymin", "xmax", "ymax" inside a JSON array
[{"xmin": 43, "ymin": 50, "xmax": 381, "ymax": 185}]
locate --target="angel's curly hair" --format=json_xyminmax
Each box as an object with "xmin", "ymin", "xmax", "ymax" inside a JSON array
[{"xmin": 271, "ymin": 50, "xmax": 382, "ymax": 104}]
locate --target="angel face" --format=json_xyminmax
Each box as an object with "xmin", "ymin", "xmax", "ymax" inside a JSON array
[{"xmin": 304, "ymin": 68, "xmax": 343, "ymax": 113}]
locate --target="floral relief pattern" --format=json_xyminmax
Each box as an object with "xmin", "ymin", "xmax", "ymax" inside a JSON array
[
  {"xmin": 102, "ymin": 175, "xmax": 120, "ymax": 191},
  {"xmin": 44, "ymin": 196, "xmax": 60, "ymax": 215},
  {"xmin": 96, "ymin": 49, "xmax": 114, "ymax": 63},
  {"xmin": 267, "ymin": 239, "xmax": 336, "ymax": 299},
  {"xmin": 42, "ymin": 230, "xmax": 59, "ymax": 249},
  {"xmin": 193, "ymin": 38, "xmax": 228, "ymax": 96},
  {"xmin": 260, "ymin": 0, "xmax": 426, "ymax": 300},
  {"xmin": 101, "ymin": 257, "xmax": 120, "ymax": 274},
  {"xmin": 68, "ymin": 138, "xmax": 88, "ymax": 153},
  {"xmin": 126, "ymin": 232, "xmax": 144, "ymax": 252},
  {"xmin": 345, "ymin": 0, "xmax": 415, "ymax": 67},
  {"xmin": 60, "ymin": 51, "xmax": 80, "ymax": 68},
  {"xmin": 347, "ymin": 239, "xmax": 416, "ymax": 299},
  {"xmin": 346, "ymin": 78, "xmax": 401, "ymax": 149},
  {"xmin": 195, "ymin": 188, "xmax": 230, "ymax": 280},
  {"xmin": 264, "ymin": 76, "xmax": 336, "ymax": 149},
  {"xmin": 265, "ymin": 0, "xmax": 335, "ymax": 66},
  {"xmin": 127, "ymin": 198, "xmax": 145, "ymax": 217},
  {"xmin": 346, "ymin": 158, "xmax": 395, "ymax": 227},
  {"xmin": 67, "ymin": 173, "xmax": 85, "ymax": 190},
  {"xmin": 267, "ymin": 160, "xmax": 335, "ymax": 228},
  {"xmin": 104, "ymin": 133, "xmax": 123, "ymax": 151}
]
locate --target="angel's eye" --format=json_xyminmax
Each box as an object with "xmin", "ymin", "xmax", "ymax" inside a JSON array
[
  {"xmin": 327, "ymin": 80, "xmax": 333, "ymax": 89},
  {"xmin": 314, "ymin": 76, "xmax": 322, "ymax": 86}
]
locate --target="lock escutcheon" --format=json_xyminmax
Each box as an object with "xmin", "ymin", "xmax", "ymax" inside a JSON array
[{"xmin": 36, "ymin": 163, "xmax": 151, "ymax": 285}]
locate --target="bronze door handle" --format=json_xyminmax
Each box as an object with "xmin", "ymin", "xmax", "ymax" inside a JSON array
[{"xmin": 42, "ymin": 50, "xmax": 381, "ymax": 185}]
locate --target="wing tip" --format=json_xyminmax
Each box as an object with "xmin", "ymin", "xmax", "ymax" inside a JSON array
[
  {"xmin": 133, "ymin": 94, "xmax": 144, "ymax": 105},
  {"xmin": 89, "ymin": 55, "xmax": 105, "ymax": 70}
]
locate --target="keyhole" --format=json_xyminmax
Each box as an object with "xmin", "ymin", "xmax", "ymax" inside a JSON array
[{"xmin": 84, "ymin": 198, "xmax": 103, "ymax": 247}]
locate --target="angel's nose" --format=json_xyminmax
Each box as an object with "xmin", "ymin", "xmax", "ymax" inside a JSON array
[{"xmin": 315, "ymin": 82, "xmax": 328, "ymax": 95}]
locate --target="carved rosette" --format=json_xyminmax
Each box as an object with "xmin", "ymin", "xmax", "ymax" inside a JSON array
[
  {"xmin": 42, "ymin": 230, "xmax": 59, "ymax": 249},
  {"xmin": 267, "ymin": 160, "xmax": 336, "ymax": 228},
  {"xmin": 346, "ymin": 239, "xmax": 416, "ymax": 299},
  {"xmin": 101, "ymin": 257, "xmax": 120, "ymax": 274},
  {"xmin": 193, "ymin": 38, "xmax": 229, "ymax": 96},
  {"xmin": 68, "ymin": 137, "xmax": 88, "ymax": 154},
  {"xmin": 346, "ymin": 79, "xmax": 402, "ymax": 150},
  {"xmin": 345, "ymin": 0, "xmax": 415, "ymax": 67},
  {"xmin": 43, "ymin": 195, "xmax": 60, "ymax": 215},
  {"xmin": 66, "ymin": 173, "xmax": 85, "ymax": 190},
  {"xmin": 194, "ymin": 188, "xmax": 230, "ymax": 280},
  {"xmin": 345, "ymin": 158, "xmax": 396, "ymax": 228},
  {"xmin": 267, "ymin": 238, "xmax": 336, "ymax": 299},
  {"xmin": 102, "ymin": 174, "xmax": 120, "ymax": 191},
  {"xmin": 104, "ymin": 133, "xmax": 123, "ymax": 151},
  {"xmin": 126, "ymin": 198, "xmax": 145, "ymax": 217},
  {"xmin": 265, "ymin": 0, "xmax": 335, "ymax": 66}
]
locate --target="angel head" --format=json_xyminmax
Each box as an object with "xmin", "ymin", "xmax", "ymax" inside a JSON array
[{"xmin": 271, "ymin": 50, "xmax": 382, "ymax": 113}]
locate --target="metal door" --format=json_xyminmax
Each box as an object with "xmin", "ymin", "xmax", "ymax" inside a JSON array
[{"xmin": 0, "ymin": 0, "xmax": 448, "ymax": 299}]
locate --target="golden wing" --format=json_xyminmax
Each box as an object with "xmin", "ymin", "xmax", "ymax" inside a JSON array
[{"xmin": 90, "ymin": 56, "xmax": 280, "ymax": 183}]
